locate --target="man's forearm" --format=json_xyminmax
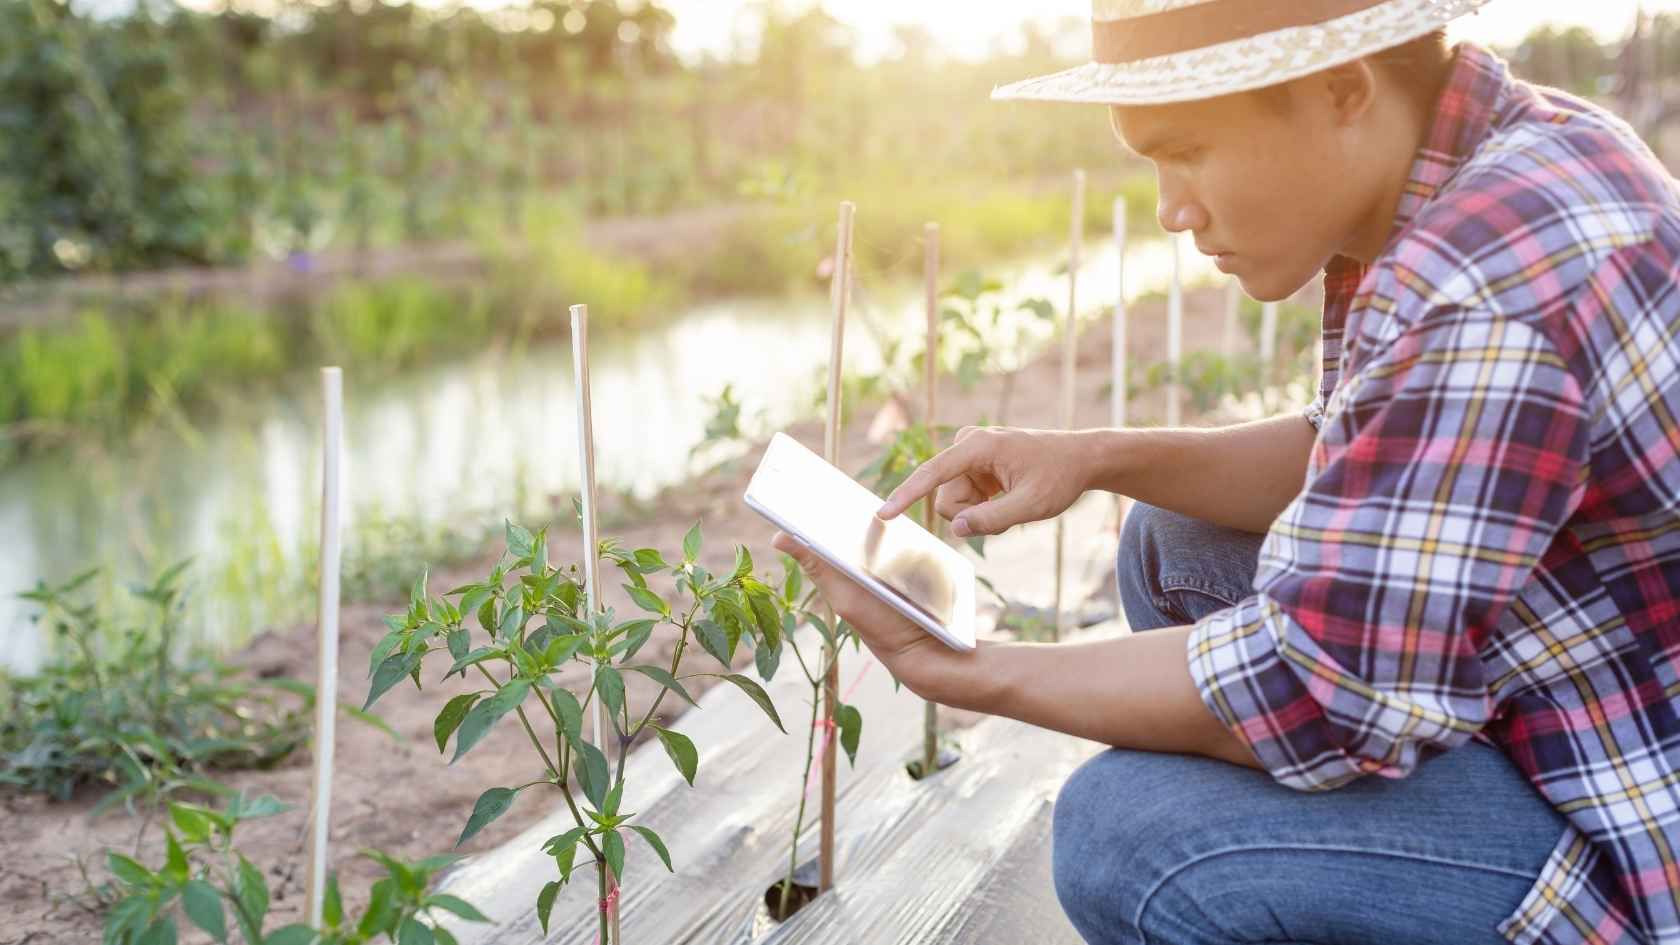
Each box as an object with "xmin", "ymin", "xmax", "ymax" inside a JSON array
[
  {"xmin": 1075, "ymin": 414, "xmax": 1316, "ymax": 534},
  {"xmin": 954, "ymin": 629, "xmax": 1262, "ymax": 769}
]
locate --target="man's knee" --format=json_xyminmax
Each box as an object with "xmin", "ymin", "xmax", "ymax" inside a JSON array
[
  {"xmin": 1115, "ymin": 502, "xmax": 1177, "ymax": 631},
  {"xmin": 1052, "ymin": 749, "xmax": 1216, "ymax": 943}
]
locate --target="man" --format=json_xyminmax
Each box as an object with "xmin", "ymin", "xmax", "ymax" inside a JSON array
[{"xmin": 770, "ymin": 1, "xmax": 1680, "ymax": 943}]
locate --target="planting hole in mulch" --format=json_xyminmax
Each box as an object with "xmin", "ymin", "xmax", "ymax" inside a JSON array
[
  {"xmin": 905, "ymin": 741, "xmax": 963, "ymax": 781},
  {"xmin": 760, "ymin": 855, "xmax": 822, "ymax": 923}
]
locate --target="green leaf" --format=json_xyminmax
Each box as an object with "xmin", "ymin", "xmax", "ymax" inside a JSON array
[
  {"xmin": 323, "ymin": 873, "xmax": 343, "ymax": 928},
  {"xmin": 624, "ymin": 665, "xmax": 697, "ymax": 708},
  {"xmin": 555, "ymin": 838, "xmax": 579, "ymax": 884},
  {"xmin": 458, "ymin": 585, "xmax": 493, "ymax": 621},
  {"xmin": 235, "ymin": 855, "xmax": 269, "ymax": 933},
  {"xmin": 808, "ymin": 612, "xmax": 837, "ymax": 652},
  {"xmin": 536, "ymin": 881, "xmax": 561, "ymax": 934},
  {"xmin": 182, "ymin": 880, "xmax": 226, "ymax": 944},
  {"xmin": 632, "ymin": 548, "xmax": 669, "ymax": 573},
  {"xmin": 496, "ymin": 601, "xmax": 526, "ymax": 641},
  {"xmin": 721, "ymin": 674, "xmax": 785, "ymax": 732},
  {"xmin": 451, "ymin": 680, "xmax": 531, "ymax": 763},
  {"xmin": 368, "ymin": 628, "xmax": 405, "ymax": 677},
  {"xmin": 747, "ymin": 592, "xmax": 782, "ymax": 649},
  {"xmin": 603, "ymin": 830, "xmax": 625, "ymax": 880},
  {"xmin": 228, "ymin": 793, "xmax": 289, "ymax": 822},
  {"xmin": 780, "ymin": 554, "xmax": 803, "ymax": 603},
  {"xmin": 693, "ymin": 620, "xmax": 731, "ymax": 668},
  {"xmin": 573, "ymin": 740, "xmax": 611, "ymax": 809},
  {"xmin": 107, "ymin": 852, "xmax": 152, "ymax": 888},
  {"xmin": 836, "ymin": 703, "xmax": 863, "ymax": 767},
  {"xmin": 104, "ymin": 895, "xmax": 153, "ymax": 943},
  {"xmin": 162, "ymin": 833, "xmax": 189, "ymax": 884},
  {"xmin": 136, "ymin": 920, "xmax": 176, "ymax": 945},
  {"xmin": 551, "ymin": 688, "xmax": 583, "ymax": 745},
  {"xmin": 411, "ymin": 568, "xmax": 430, "ymax": 610},
  {"xmin": 542, "ymin": 632, "xmax": 588, "ymax": 666},
  {"xmin": 506, "ymin": 520, "xmax": 535, "ymax": 559},
  {"xmin": 424, "ymin": 894, "xmax": 489, "ymax": 923},
  {"xmin": 446, "ymin": 629, "xmax": 469, "ymax": 661},
  {"xmin": 624, "ymin": 584, "xmax": 669, "ymax": 617},
  {"xmin": 615, "ymin": 620, "xmax": 656, "ymax": 662},
  {"xmin": 458, "ymin": 787, "xmax": 518, "ymax": 847},
  {"xmin": 732, "ymin": 546, "xmax": 753, "ymax": 581},
  {"xmin": 755, "ymin": 637, "xmax": 781, "ymax": 682},
  {"xmin": 652, "ymin": 725, "xmax": 699, "ymax": 786},
  {"xmin": 264, "ymin": 925, "xmax": 317, "ymax": 945},
  {"xmin": 434, "ymin": 929, "xmax": 459, "ymax": 945},
  {"xmin": 541, "ymin": 826, "xmax": 588, "ymax": 858},
  {"xmin": 603, "ymin": 779, "xmax": 625, "ymax": 818},
  {"xmin": 365, "ymin": 651, "xmax": 415, "ymax": 711},
  {"xmin": 596, "ymin": 666, "xmax": 626, "ymax": 722},
  {"xmin": 629, "ymin": 825, "xmax": 673, "ymax": 872},
  {"xmin": 398, "ymin": 917, "xmax": 434, "ymax": 945},
  {"xmin": 446, "ymin": 646, "xmax": 500, "ymax": 678},
  {"xmin": 433, "ymin": 693, "xmax": 480, "ymax": 754},
  {"xmin": 356, "ymin": 879, "xmax": 396, "ymax": 939},
  {"xmin": 682, "ymin": 522, "xmax": 702, "ymax": 563},
  {"xmin": 169, "ymin": 805, "xmax": 212, "ymax": 844}
]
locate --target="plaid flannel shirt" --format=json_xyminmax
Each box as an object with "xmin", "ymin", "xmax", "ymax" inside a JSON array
[{"xmin": 1187, "ymin": 44, "xmax": 1680, "ymax": 945}]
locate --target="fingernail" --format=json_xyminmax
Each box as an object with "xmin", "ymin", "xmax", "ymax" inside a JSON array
[{"xmin": 951, "ymin": 518, "xmax": 971, "ymax": 538}]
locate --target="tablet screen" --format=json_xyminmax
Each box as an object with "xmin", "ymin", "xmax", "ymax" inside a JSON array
[{"xmin": 743, "ymin": 432, "xmax": 976, "ymax": 650}]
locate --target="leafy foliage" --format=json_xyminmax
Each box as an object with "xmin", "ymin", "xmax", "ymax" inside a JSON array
[
  {"xmin": 98, "ymin": 791, "xmax": 487, "ymax": 945},
  {"xmin": 366, "ymin": 520, "xmax": 799, "ymax": 938},
  {"xmin": 0, "ymin": 563, "xmax": 367, "ymax": 813}
]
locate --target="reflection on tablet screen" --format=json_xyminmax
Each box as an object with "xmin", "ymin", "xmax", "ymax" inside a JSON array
[{"xmin": 862, "ymin": 516, "xmax": 957, "ymax": 626}]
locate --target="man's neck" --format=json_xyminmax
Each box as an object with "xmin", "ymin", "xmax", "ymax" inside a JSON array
[{"xmin": 1339, "ymin": 107, "xmax": 1431, "ymax": 265}]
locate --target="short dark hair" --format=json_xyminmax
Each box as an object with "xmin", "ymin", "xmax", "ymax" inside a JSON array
[{"xmin": 1248, "ymin": 29, "xmax": 1454, "ymax": 116}]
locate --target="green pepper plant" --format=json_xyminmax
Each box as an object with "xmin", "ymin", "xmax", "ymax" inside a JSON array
[{"xmin": 364, "ymin": 520, "xmax": 793, "ymax": 943}]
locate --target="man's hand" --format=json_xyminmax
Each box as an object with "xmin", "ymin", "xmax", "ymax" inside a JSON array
[
  {"xmin": 875, "ymin": 427, "xmax": 1091, "ymax": 538},
  {"xmin": 772, "ymin": 530, "xmax": 986, "ymax": 708}
]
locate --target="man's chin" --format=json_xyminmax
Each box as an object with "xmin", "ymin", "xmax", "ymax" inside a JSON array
[{"xmin": 1237, "ymin": 269, "xmax": 1313, "ymax": 304}]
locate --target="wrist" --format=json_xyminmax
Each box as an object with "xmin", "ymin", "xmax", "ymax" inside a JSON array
[{"xmin": 1070, "ymin": 427, "xmax": 1145, "ymax": 495}]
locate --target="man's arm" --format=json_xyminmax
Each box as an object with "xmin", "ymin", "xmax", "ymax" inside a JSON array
[
  {"xmin": 1077, "ymin": 413, "xmax": 1316, "ymax": 534},
  {"xmin": 877, "ymin": 412, "xmax": 1317, "ymax": 540},
  {"xmin": 970, "ymin": 629, "xmax": 1264, "ymax": 769}
]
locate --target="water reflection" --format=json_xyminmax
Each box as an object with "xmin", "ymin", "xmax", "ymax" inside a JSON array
[{"xmin": 0, "ymin": 238, "xmax": 1218, "ymax": 670}]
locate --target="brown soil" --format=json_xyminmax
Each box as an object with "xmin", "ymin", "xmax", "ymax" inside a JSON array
[{"xmin": 0, "ymin": 283, "xmax": 1255, "ymax": 944}]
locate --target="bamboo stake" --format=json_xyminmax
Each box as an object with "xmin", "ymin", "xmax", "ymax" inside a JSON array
[
  {"xmin": 569, "ymin": 304, "xmax": 620, "ymax": 945},
  {"xmin": 306, "ymin": 366, "xmax": 343, "ymax": 928},
  {"xmin": 819, "ymin": 201, "xmax": 855, "ymax": 893},
  {"xmin": 1053, "ymin": 170, "xmax": 1084, "ymax": 643},
  {"xmin": 921, "ymin": 222, "xmax": 940, "ymax": 780},
  {"xmin": 1111, "ymin": 198, "xmax": 1128, "ymax": 431},
  {"xmin": 1111, "ymin": 197, "xmax": 1130, "ymax": 531},
  {"xmin": 1166, "ymin": 233, "xmax": 1183, "ymax": 428},
  {"xmin": 1222, "ymin": 279, "xmax": 1241, "ymax": 359},
  {"xmin": 1259, "ymin": 301, "xmax": 1279, "ymax": 376}
]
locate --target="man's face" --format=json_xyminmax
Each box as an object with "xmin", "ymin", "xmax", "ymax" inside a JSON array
[{"xmin": 1112, "ymin": 87, "xmax": 1360, "ymax": 301}]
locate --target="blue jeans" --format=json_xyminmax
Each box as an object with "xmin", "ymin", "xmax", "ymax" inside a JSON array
[{"xmin": 1053, "ymin": 503, "xmax": 1567, "ymax": 945}]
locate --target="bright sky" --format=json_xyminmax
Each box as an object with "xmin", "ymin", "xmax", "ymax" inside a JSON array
[{"xmin": 660, "ymin": 0, "xmax": 1680, "ymax": 63}]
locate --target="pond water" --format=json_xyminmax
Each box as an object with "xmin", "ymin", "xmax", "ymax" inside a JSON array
[{"xmin": 0, "ymin": 237, "xmax": 1221, "ymax": 672}]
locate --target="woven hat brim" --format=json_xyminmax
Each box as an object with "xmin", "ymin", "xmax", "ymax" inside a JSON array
[{"xmin": 991, "ymin": 0, "xmax": 1492, "ymax": 106}]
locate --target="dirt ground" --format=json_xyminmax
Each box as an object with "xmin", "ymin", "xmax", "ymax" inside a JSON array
[{"xmin": 0, "ymin": 283, "xmax": 1253, "ymax": 944}]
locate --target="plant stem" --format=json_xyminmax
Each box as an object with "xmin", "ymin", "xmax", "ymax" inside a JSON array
[
  {"xmin": 597, "ymin": 857, "xmax": 609, "ymax": 945},
  {"xmin": 779, "ymin": 675, "xmax": 824, "ymax": 919}
]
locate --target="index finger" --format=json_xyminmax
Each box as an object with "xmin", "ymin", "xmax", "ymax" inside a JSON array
[{"xmin": 876, "ymin": 437, "xmax": 982, "ymax": 520}]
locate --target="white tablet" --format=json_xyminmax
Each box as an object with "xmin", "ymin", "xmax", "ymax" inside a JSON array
[{"xmin": 743, "ymin": 432, "xmax": 977, "ymax": 651}]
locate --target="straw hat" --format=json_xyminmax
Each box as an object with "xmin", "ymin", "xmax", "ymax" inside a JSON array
[{"xmin": 992, "ymin": 0, "xmax": 1493, "ymax": 106}]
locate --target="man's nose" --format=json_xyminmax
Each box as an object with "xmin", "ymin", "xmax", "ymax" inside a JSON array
[{"xmin": 1157, "ymin": 201, "xmax": 1206, "ymax": 234}]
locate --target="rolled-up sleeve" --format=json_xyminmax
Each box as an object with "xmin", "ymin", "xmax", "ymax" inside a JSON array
[{"xmin": 1188, "ymin": 311, "xmax": 1590, "ymax": 791}]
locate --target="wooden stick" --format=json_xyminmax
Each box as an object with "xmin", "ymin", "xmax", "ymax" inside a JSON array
[
  {"xmin": 820, "ymin": 201, "xmax": 855, "ymax": 893},
  {"xmin": 1259, "ymin": 301, "xmax": 1279, "ymax": 375},
  {"xmin": 1166, "ymin": 233, "xmax": 1183, "ymax": 428},
  {"xmin": 1111, "ymin": 197, "xmax": 1128, "ymax": 431},
  {"xmin": 306, "ymin": 366, "xmax": 343, "ymax": 928},
  {"xmin": 569, "ymin": 304, "xmax": 620, "ymax": 943},
  {"xmin": 1111, "ymin": 197, "xmax": 1131, "ymax": 533},
  {"xmin": 921, "ymin": 221, "xmax": 940, "ymax": 780},
  {"xmin": 1223, "ymin": 279, "xmax": 1241, "ymax": 359},
  {"xmin": 1053, "ymin": 170, "xmax": 1084, "ymax": 643}
]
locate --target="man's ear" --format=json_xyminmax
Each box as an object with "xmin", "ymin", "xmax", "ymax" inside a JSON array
[{"xmin": 1318, "ymin": 58, "xmax": 1379, "ymax": 127}]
